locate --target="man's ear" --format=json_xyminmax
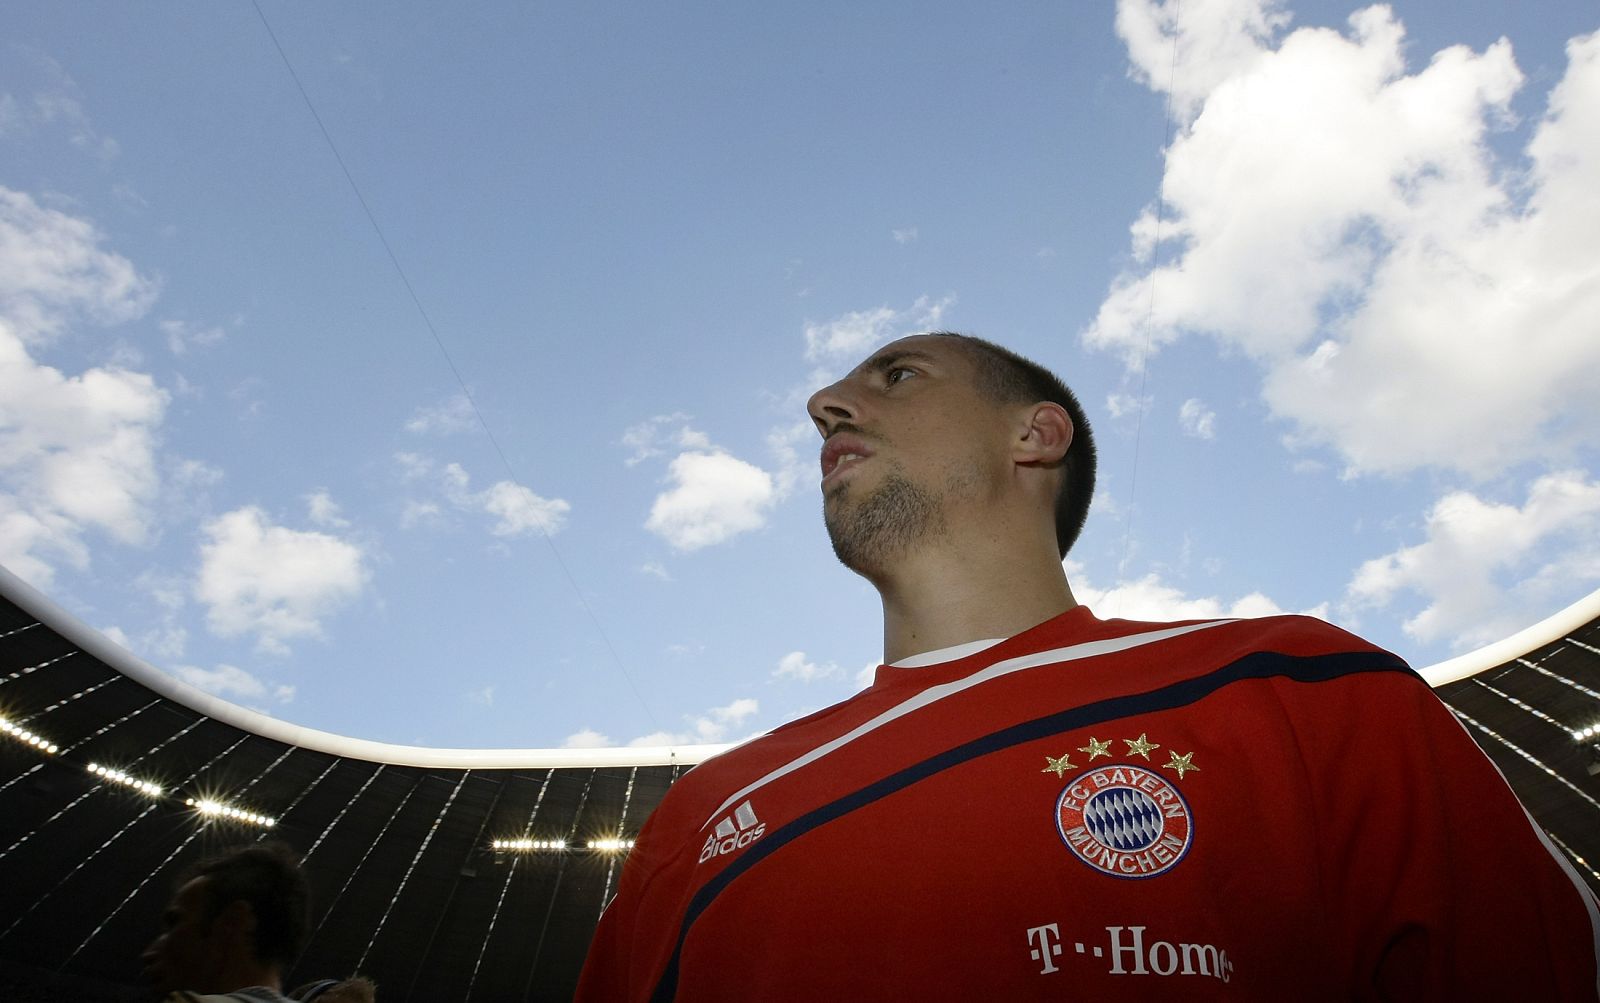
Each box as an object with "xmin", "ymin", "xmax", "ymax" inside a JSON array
[{"xmin": 1015, "ymin": 402, "xmax": 1072, "ymax": 466}]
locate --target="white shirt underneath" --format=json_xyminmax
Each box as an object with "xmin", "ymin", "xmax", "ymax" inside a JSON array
[{"xmin": 889, "ymin": 637, "xmax": 1006, "ymax": 669}]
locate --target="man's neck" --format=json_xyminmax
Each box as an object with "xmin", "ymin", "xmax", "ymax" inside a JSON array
[{"xmin": 873, "ymin": 537, "xmax": 1077, "ymax": 665}]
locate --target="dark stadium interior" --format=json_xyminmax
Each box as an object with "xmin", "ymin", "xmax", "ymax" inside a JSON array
[{"xmin": 2, "ymin": 581, "xmax": 1598, "ymax": 1001}]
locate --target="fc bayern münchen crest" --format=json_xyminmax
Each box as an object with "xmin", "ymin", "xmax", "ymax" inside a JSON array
[{"xmin": 1055, "ymin": 764, "xmax": 1193, "ymax": 879}]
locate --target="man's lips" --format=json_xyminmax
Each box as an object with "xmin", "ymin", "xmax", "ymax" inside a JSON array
[{"xmin": 821, "ymin": 433, "xmax": 874, "ymax": 482}]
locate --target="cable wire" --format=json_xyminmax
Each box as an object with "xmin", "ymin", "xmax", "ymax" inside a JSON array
[
  {"xmin": 250, "ymin": 2, "xmax": 659, "ymax": 732},
  {"xmin": 1113, "ymin": 0, "xmax": 1183, "ymax": 609}
]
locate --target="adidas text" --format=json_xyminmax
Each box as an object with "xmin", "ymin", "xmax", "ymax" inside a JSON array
[{"xmin": 699, "ymin": 800, "xmax": 766, "ymax": 862}]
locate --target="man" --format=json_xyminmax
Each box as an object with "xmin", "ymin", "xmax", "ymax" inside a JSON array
[
  {"xmin": 578, "ymin": 332, "xmax": 1600, "ymax": 1000},
  {"xmin": 142, "ymin": 843, "xmax": 311, "ymax": 1003}
]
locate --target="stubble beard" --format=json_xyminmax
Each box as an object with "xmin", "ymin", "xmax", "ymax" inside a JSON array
[{"xmin": 825, "ymin": 466, "xmax": 950, "ymax": 576}]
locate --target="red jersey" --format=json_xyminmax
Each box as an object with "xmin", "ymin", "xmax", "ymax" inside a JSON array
[{"xmin": 578, "ymin": 608, "xmax": 1600, "ymax": 1001}]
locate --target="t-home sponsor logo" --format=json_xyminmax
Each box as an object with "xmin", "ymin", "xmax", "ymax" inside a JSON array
[
  {"xmin": 1025, "ymin": 923, "xmax": 1234, "ymax": 982},
  {"xmin": 698, "ymin": 799, "xmax": 765, "ymax": 863}
]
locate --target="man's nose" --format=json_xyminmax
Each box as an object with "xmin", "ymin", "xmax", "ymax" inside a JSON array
[{"xmin": 806, "ymin": 380, "xmax": 859, "ymax": 436}]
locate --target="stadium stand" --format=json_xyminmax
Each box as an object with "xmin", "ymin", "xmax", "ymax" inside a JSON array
[{"xmin": 1, "ymin": 561, "xmax": 1597, "ymax": 1000}]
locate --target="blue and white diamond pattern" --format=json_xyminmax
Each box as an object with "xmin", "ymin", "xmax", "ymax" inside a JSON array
[{"xmin": 1084, "ymin": 787, "xmax": 1164, "ymax": 851}]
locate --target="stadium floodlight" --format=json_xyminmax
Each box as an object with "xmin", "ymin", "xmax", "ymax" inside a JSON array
[
  {"xmin": 588, "ymin": 838, "xmax": 636, "ymax": 853},
  {"xmin": 185, "ymin": 797, "xmax": 276, "ymax": 828},
  {"xmin": 88, "ymin": 762, "xmax": 164, "ymax": 797},
  {"xmin": 0, "ymin": 714, "xmax": 58, "ymax": 755},
  {"xmin": 1573, "ymin": 723, "xmax": 1600, "ymax": 742},
  {"xmin": 492, "ymin": 838, "xmax": 567, "ymax": 851}
]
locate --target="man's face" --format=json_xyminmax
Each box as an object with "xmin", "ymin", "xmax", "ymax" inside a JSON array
[
  {"xmin": 806, "ymin": 335, "xmax": 1010, "ymax": 573},
  {"xmin": 141, "ymin": 877, "xmax": 225, "ymax": 994}
]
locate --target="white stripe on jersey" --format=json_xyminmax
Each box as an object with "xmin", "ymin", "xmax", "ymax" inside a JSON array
[{"xmin": 700, "ymin": 618, "xmax": 1234, "ymax": 830}]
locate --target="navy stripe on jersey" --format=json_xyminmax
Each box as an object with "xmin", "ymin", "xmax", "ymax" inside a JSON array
[{"xmin": 650, "ymin": 646, "xmax": 1411, "ymax": 1002}]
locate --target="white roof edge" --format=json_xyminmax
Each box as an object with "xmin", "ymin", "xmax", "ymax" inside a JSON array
[
  {"xmin": 1415, "ymin": 585, "xmax": 1600, "ymax": 687},
  {"xmin": 0, "ymin": 562, "xmax": 731, "ymax": 769}
]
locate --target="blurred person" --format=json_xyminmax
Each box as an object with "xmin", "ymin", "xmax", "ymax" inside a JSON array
[{"xmin": 142, "ymin": 843, "xmax": 309, "ymax": 1003}]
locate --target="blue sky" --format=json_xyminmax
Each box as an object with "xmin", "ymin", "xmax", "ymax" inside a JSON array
[{"xmin": 2, "ymin": 1, "xmax": 1597, "ymax": 750}]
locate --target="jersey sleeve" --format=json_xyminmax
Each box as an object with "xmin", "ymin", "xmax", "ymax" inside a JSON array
[{"xmin": 1289, "ymin": 666, "xmax": 1600, "ymax": 999}]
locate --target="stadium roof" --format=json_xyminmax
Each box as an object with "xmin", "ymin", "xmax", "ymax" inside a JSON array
[{"xmin": 1, "ymin": 562, "xmax": 1598, "ymax": 1000}]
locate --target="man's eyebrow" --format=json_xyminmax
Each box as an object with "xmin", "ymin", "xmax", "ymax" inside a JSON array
[{"xmin": 859, "ymin": 349, "xmax": 937, "ymax": 374}]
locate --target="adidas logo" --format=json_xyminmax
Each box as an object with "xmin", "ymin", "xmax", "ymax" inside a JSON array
[{"xmin": 698, "ymin": 800, "xmax": 766, "ymax": 863}]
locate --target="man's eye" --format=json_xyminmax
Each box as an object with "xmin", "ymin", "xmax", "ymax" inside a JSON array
[{"xmin": 886, "ymin": 367, "xmax": 915, "ymax": 385}]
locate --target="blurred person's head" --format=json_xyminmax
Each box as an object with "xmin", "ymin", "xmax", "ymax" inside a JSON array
[{"xmin": 141, "ymin": 842, "xmax": 310, "ymax": 995}]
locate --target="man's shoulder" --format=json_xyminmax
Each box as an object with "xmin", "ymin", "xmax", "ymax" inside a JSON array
[
  {"xmin": 1117, "ymin": 610, "xmax": 1394, "ymax": 657},
  {"xmin": 650, "ymin": 688, "xmax": 878, "ymax": 817}
]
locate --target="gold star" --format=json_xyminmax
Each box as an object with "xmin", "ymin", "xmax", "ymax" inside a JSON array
[
  {"xmin": 1077, "ymin": 736, "xmax": 1113, "ymax": 761},
  {"xmin": 1123, "ymin": 733, "xmax": 1161, "ymax": 760},
  {"xmin": 1162, "ymin": 750, "xmax": 1199, "ymax": 779},
  {"xmin": 1041, "ymin": 753, "xmax": 1076, "ymax": 778}
]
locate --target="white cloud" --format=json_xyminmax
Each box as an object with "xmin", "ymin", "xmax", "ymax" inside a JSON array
[
  {"xmin": 479, "ymin": 479, "xmax": 569, "ymax": 537},
  {"xmin": 1091, "ymin": 489, "xmax": 1123, "ymax": 519},
  {"xmin": 803, "ymin": 294, "xmax": 954, "ymax": 362},
  {"xmin": 627, "ymin": 697, "xmax": 762, "ymax": 747},
  {"xmin": 1105, "ymin": 393, "xmax": 1149, "ymax": 420},
  {"xmin": 2, "ymin": 52, "xmax": 119, "ymax": 162},
  {"xmin": 0, "ymin": 190, "xmax": 167, "ymax": 586},
  {"xmin": 135, "ymin": 569, "xmax": 187, "ymax": 611},
  {"xmin": 394, "ymin": 451, "xmax": 433, "ymax": 481},
  {"xmin": 1346, "ymin": 471, "xmax": 1600, "ymax": 651},
  {"xmin": 631, "ymin": 416, "xmax": 808, "ymax": 553},
  {"xmin": 405, "ymin": 394, "xmax": 478, "ymax": 435},
  {"xmin": 773, "ymin": 650, "xmax": 841, "ymax": 683},
  {"xmin": 195, "ymin": 506, "xmax": 368, "ymax": 654},
  {"xmin": 766, "ymin": 420, "xmax": 813, "ymax": 497},
  {"xmin": 399, "ymin": 499, "xmax": 442, "ymax": 529},
  {"xmin": 621, "ymin": 413, "xmax": 712, "ymax": 467},
  {"xmin": 645, "ymin": 450, "xmax": 776, "ymax": 551},
  {"xmin": 0, "ymin": 331, "xmax": 166, "ymax": 586},
  {"xmin": 228, "ymin": 377, "xmax": 266, "ymax": 420},
  {"xmin": 562, "ymin": 727, "xmax": 612, "ymax": 748},
  {"xmin": 101, "ymin": 620, "xmax": 187, "ymax": 660},
  {"xmin": 398, "ymin": 454, "xmax": 570, "ymax": 537},
  {"xmin": 855, "ymin": 661, "xmax": 880, "ymax": 690},
  {"xmin": 1090, "ymin": 5, "xmax": 1600, "ymax": 477},
  {"xmin": 1116, "ymin": 0, "xmax": 1290, "ymax": 123},
  {"xmin": 0, "ymin": 187, "xmax": 155, "ymax": 344},
  {"xmin": 305, "ymin": 490, "xmax": 349, "ymax": 529},
  {"xmin": 160, "ymin": 319, "xmax": 226, "ymax": 356},
  {"xmin": 1067, "ymin": 560, "xmax": 1311, "ymax": 622},
  {"xmin": 1178, "ymin": 398, "xmax": 1216, "ymax": 439},
  {"xmin": 892, "ymin": 226, "xmax": 919, "ymax": 245},
  {"xmin": 562, "ymin": 697, "xmax": 763, "ymax": 749},
  {"xmin": 467, "ymin": 685, "xmax": 495, "ymax": 707},
  {"xmin": 172, "ymin": 663, "xmax": 294, "ymax": 704},
  {"xmin": 640, "ymin": 561, "xmax": 673, "ymax": 581},
  {"xmin": 447, "ymin": 465, "xmax": 565, "ymax": 536}
]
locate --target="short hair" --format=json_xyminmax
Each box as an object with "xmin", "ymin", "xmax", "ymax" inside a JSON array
[
  {"xmin": 182, "ymin": 842, "xmax": 311, "ymax": 970},
  {"xmin": 931, "ymin": 332, "xmax": 1097, "ymax": 558}
]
